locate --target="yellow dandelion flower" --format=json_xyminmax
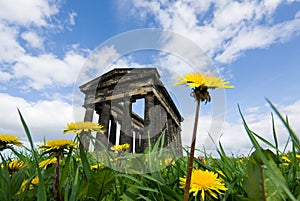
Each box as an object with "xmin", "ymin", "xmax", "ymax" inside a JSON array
[
  {"xmin": 175, "ymin": 73, "xmax": 233, "ymax": 89},
  {"xmin": 282, "ymin": 155, "xmax": 291, "ymax": 163},
  {"xmin": 180, "ymin": 169, "xmax": 227, "ymax": 200},
  {"xmin": 39, "ymin": 158, "xmax": 57, "ymax": 169},
  {"xmin": 63, "ymin": 122, "xmax": 104, "ymax": 135},
  {"xmin": 110, "ymin": 143, "xmax": 130, "ymax": 152},
  {"xmin": 198, "ymin": 156, "xmax": 206, "ymax": 164},
  {"xmin": 90, "ymin": 163, "xmax": 103, "ymax": 170},
  {"xmin": 0, "ymin": 134, "xmax": 22, "ymax": 150},
  {"xmin": 20, "ymin": 176, "xmax": 39, "ymax": 192},
  {"xmin": 8, "ymin": 160, "xmax": 25, "ymax": 172},
  {"xmin": 39, "ymin": 139, "xmax": 77, "ymax": 152},
  {"xmin": 2, "ymin": 160, "xmax": 25, "ymax": 172},
  {"xmin": 164, "ymin": 157, "xmax": 175, "ymax": 166},
  {"xmin": 110, "ymin": 158, "xmax": 118, "ymax": 163},
  {"xmin": 296, "ymin": 154, "xmax": 300, "ymax": 159},
  {"xmin": 174, "ymin": 72, "xmax": 233, "ymax": 102}
]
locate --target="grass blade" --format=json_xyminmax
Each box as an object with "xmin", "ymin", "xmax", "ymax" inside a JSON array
[
  {"xmin": 238, "ymin": 105, "xmax": 297, "ymax": 201},
  {"xmin": 271, "ymin": 113, "xmax": 279, "ymax": 156},
  {"xmin": 266, "ymin": 99, "xmax": 300, "ymax": 151},
  {"xmin": 17, "ymin": 109, "xmax": 46, "ymax": 201},
  {"xmin": 79, "ymin": 141, "xmax": 91, "ymax": 182}
]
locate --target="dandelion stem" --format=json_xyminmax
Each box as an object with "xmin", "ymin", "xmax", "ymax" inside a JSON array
[
  {"xmin": 55, "ymin": 155, "xmax": 63, "ymax": 201},
  {"xmin": 183, "ymin": 99, "xmax": 201, "ymax": 201}
]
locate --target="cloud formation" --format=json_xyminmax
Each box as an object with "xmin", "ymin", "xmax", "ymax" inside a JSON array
[
  {"xmin": 0, "ymin": 93, "xmax": 75, "ymax": 142},
  {"xmin": 0, "ymin": 0, "xmax": 85, "ymax": 91},
  {"xmin": 0, "ymin": 0, "xmax": 59, "ymax": 26},
  {"xmin": 130, "ymin": 0, "xmax": 300, "ymax": 63}
]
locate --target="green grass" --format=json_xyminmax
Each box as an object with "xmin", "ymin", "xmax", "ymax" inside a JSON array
[{"xmin": 0, "ymin": 101, "xmax": 299, "ymax": 200}]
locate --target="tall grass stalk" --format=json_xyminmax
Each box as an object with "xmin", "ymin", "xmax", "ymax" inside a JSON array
[{"xmin": 17, "ymin": 109, "xmax": 47, "ymax": 201}]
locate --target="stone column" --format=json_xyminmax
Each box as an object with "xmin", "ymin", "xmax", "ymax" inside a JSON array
[
  {"xmin": 166, "ymin": 115, "xmax": 173, "ymax": 146},
  {"xmin": 168, "ymin": 118, "xmax": 178, "ymax": 151},
  {"xmin": 81, "ymin": 105, "xmax": 94, "ymax": 150},
  {"xmin": 157, "ymin": 101, "xmax": 167, "ymax": 146},
  {"xmin": 109, "ymin": 115, "xmax": 117, "ymax": 146},
  {"xmin": 119, "ymin": 95, "xmax": 133, "ymax": 152},
  {"xmin": 173, "ymin": 124, "xmax": 179, "ymax": 152},
  {"xmin": 132, "ymin": 130, "xmax": 136, "ymax": 153},
  {"xmin": 152, "ymin": 98, "xmax": 161, "ymax": 145},
  {"xmin": 176, "ymin": 126, "xmax": 183, "ymax": 155},
  {"xmin": 134, "ymin": 129, "xmax": 143, "ymax": 153},
  {"xmin": 95, "ymin": 102, "xmax": 111, "ymax": 151},
  {"xmin": 134, "ymin": 129, "xmax": 138, "ymax": 153},
  {"xmin": 143, "ymin": 93, "xmax": 155, "ymax": 151}
]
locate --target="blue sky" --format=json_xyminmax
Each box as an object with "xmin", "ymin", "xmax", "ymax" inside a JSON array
[{"xmin": 0, "ymin": 0, "xmax": 300, "ymax": 155}]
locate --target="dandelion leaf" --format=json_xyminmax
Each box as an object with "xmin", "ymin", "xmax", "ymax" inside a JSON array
[
  {"xmin": 243, "ymin": 149, "xmax": 287, "ymax": 201},
  {"xmin": 86, "ymin": 167, "xmax": 115, "ymax": 200},
  {"xmin": 119, "ymin": 185, "xmax": 139, "ymax": 201}
]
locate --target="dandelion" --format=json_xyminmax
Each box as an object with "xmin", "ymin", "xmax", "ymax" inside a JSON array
[
  {"xmin": 282, "ymin": 155, "xmax": 291, "ymax": 163},
  {"xmin": 175, "ymin": 72, "xmax": 233, "ymax": 201},
  {"xmin": 39, "ymin": 158, "xmax": 57, "ymax": 169},
  {"xmin": 198, "ymin": 156, "xmax": 206, "ymax": 164},
  {"xmin": 63, "ymin": 122, "xmax": 104, "ymax": 135},
  {"xmin": 8, "ymin": 160, "xmax": 25, "ymax": 172},
  {"xmin": 39, "ymin": 139, "xmax": 77, "ymax": 153},
  {"xmin": 1, "ymin": 159, "xmax": 25, "ymax": 172},
  {"xmin": 180, "ymin": 169, "xmax": 227, "ymax": 200},
  {"xmin": 281, "ymin": 155, "xmax": 291, "ymax": 167},
  {"xmin": 90, "ymin": 163, "xmax": 103, "ymax": 170},
  {"xmin": 163, "ymin": 157, "xmax": 175, "ymax": 166},
  {"xmin": 20, "ymin": 176, "xmax": 39, "ymax": 192},
  {"xmin": 110, "ymin": 143, "xmax": 130, "ymax": 152},
  {"xmin": 174, "ymin": 73, "xmax": 233, "ymax": 103},
  {"xmin": 39, "ymin": 139, "xmax": 75, "ymax": 201},
  {"xmin": 0, "ymin": 134, "xmax": 22, "ymax": 151}
]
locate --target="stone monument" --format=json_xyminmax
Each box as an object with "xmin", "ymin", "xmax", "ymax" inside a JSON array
[{"xmin": 79, "ymin": 68, "xmax": 183, "ymax": 154}]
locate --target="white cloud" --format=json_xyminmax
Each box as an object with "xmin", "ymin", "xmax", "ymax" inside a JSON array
[
  {"xmin": 0, "ymin": 0, "xmax": 84, "ymax": 91},
  {"xmin": 21, "ymin": 31, "xmax": 44, "ymax": 49},
  {"xmin": 212, "ymin": 1, "xmax": 256, "ymax": 28},
  {"xmin": 279, "ymin": 99, "xmax": 300, "ymax": 128},
  {"xmin": 0, "ymin": 71, "xmax": 13, "ymax": 82},
  {"xmin": 0, "ymin": 23, "xmax": 25, "ymax": 63},
  {"xmin": 130, "ymin": 0, "xmax": 300, "ymax": 63},
  {"xmin": 12, "ymin": 50, "xmax": 86, "ymax": 90},
  {"xmin": 0, "ymin": 93, "xmax": 84, "ymax": 142},
  {"xmin": 0, "ymin": 0, "xmax": 59, "ymax": 26},
  {"xmin": 69, "ymin": 12, "xmax": 77, "ymax": 26},
  {"xmin": 76, "ymin": 46, "xmax": 122, "ymax": 86},
  {"xmin": 245, "ymin": 106, "xmax": 261, "ymax": 113},
  {"xmin": 216, "ymin": 17, "xmax": 300, "ymax": 62}
]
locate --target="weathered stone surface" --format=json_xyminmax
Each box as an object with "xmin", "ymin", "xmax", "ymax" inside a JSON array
[{"xmin": 81, "ymin": 106, "xmax": 94, "ymax": 149}]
